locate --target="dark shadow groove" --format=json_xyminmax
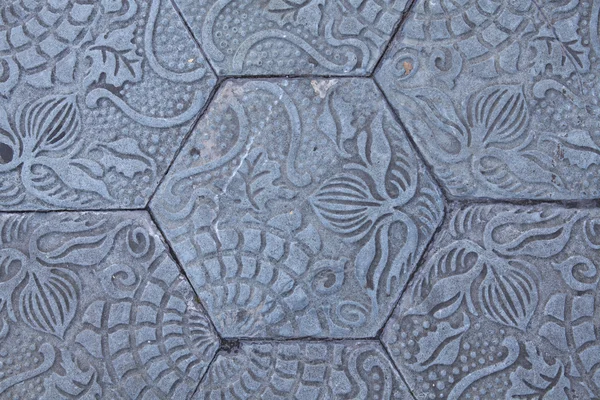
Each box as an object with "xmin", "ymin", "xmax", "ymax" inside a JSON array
[
  {"xmin": 146, "ymin": 206, "xmax": 223, "ymax": 342},
  {"xmin": 145, "ymin": 78, "xmax": 224, "ymax": 207}
]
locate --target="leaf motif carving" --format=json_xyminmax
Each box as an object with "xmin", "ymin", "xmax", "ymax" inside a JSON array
[
  {"xmin": 0, "ymin": 214, "xmax": 31, "ymax": 245},
  {"xmin": 468, "ymin": 85, "xmax": 529, "ymax": 148},
  {"xmin": 0, "ymin": 249, "xmax": 26, "ymax": 284},
  {"xmin": 18, "ymin": 94, "xmax": 80, "ymax": 154},
  {"xmin": 507, "ymin": 342, "xmax": 571, "ymax": 400},
  {"xmin": 310, "ymin": 173, "xmax": 383, "ymax": 241},
  {"xmin": 0, "ymin": 106, "xmax": 20, "ymax": 171},
  {"xmin": 478, "ymin": 259, "xmax": 538, "ymax": 331},
  {"xmin": 22, "ymin": 156, "xmax": 113, "ymax": 206},
  {"xmin": 530, "ymin": 19, "xmax": 590, "ymax": 79},
  {"xmin": 401, "ymin": 87, "xmax": 469, "ymax": 162},
  {"xmin": 227, "ymin": 148, "xmax": 295, "ymax": 211},
  {"xmin": 29, "ymin": 217, "xmax": 129, "ymax": 267},
  {"xmin": 85, "ymin": 25, "xmax": 143, "ymax": 87},
  {"xmin": 382, "ymin": 213, "xmax": 418, "ymax": 295},
  {"xmin": 408, "ymin": 240, "xmax": 483, "ymax": 318},
  {"xmin": 402, "ymin": 84, "xmax": 571, "ymax": 196},
  {"xmin": 543, "ymin": 130, "xmax": 600, "ymax": 170},
  {"xmin": 19, "ymin": 267, "xmax": 80, "ymax": 338},
  {"xmin": 409, "ymin": 240, "xmax": 538, "ymax": 331},
  {"xmin": 263, "ymin": 0, "xmax": 323, "ymax": 35},
  {"xmin": 347, "ymin": 111, "xmax": 418, "ymax": 203},
  {"xmin": 355, "ymin": 221, "xmax": 390, "ymax": 292},
  {"xmin": 0, "ymin": 248, "xmax": 27, "ymax": 318},
  {"xmin": 483, "ymin": 209, "xmax": 580, "ymax": 258},
  {"xmin": 349, "ymin": 112, "xmax": 394, "ymax": 198},
  {"xmin": 317, "ymin": 88, "xmax": 353, "ymax": 157},
  {"xmin": 91, "ymin": 138, "xmax": 157, "ymax": 179},
  {"xmin": 41, "ymin": 349, "xmax": 102, "ymax": 399},
  {"xmin": 407, "ymin": 314, "xmax": 470, "ymax": 372},
  {"xmin": 476, "ymin": 151, "xmax": 562, "ymax": 192}
]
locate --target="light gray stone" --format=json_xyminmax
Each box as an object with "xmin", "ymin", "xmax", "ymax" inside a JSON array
[
  {"xmin": 0, "ymin": 0, "xmax": 216, "ymax": 210},
  {"xmin": 151, "ymin": 78, "xmax": 444, "ymax": 338},
  {"xmin": 376, "ymin": 0, "xmax": 600, "ymax": 200},
  {"xmin": 0, "ymin": 211, "xmax": 219, "ymax": 398},
  {"xmin": 383, "ymin": 203, "xmax": 600, "ymax": 399},
  {"xmin": 173, "ymin": 0, "xmax": 410, "ymax": 75}
]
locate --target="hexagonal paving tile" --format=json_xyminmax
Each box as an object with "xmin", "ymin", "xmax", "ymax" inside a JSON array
[
  {"xmin": 383, "ymin": 203, "xmax": 600, "ymax": 399},
  {"xmin": 151, "ymin": 78, "xmax": 444, "ymax": 338},
  {"xmin": 195, "ymin": 340, "xmax": 414, "ymax": 399},
  {"xmin": 0, "ymin": 211, "xmax": 218, "ymax": 399},
  {"xmin": 376, "ymin": 0, "xmax": 600, "ymax": 200},
  {"xmin": 0, "ymin": 0, "xmax": 216, "ymax": 211},
  {"xmin": 173, "ymin": 0, "xmax": 410, "ymax": 76}
]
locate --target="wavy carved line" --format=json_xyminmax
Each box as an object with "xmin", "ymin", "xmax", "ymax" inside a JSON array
[
  {"xmin": 0, "ymin": 343, "xmax": 55, "ymax": 392},
  {"xmin": 323, "ymin": 19, "xmax": 370, "ymax": 70},
  {"xmin": 145, "ymin": 0, "xmax": 207, "ymax": 82},
  {"xmin": 241, "ymin": 81, "xmax": 311, "ymax": 187},
  {"xmin": 171, "ymin": 97, "xmax": 249, "ymax": 184},
  {"xmin": 347, "ymin": 347, "xmax": 393, "ymax": 398},
  {"xmin": 447, "ymin": 336, "xmax": 520, "ymax": 400},
  {"xmin": 231, "ymin": 29, "xmax": 358, "ymax": 73},
  {"xmin": 201, "ymin": 0, "xmax": 231, "ymax": 62},
  {"xmin": 85, "ymin": 88, "xmax": 206, "ymax": 128},
  {"xmin": 157, "ymin": 96, "xmax": 251, "ymax": 222}
]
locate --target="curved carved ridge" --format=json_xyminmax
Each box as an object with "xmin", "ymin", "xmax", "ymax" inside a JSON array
[
  {"xmin": 384, "ymin": 204, "xmax": 600, "ymax": 400},
  {"xmin": 0, "ymin": 212, "xmax": 219, "ymax": 398},
  {"xmin": 151, "ymin": 78, "xmax": 444, "ymax": 339},
  {"xmin": 0, "ymin": 0, "xmax": 217, "ymax": 211}
]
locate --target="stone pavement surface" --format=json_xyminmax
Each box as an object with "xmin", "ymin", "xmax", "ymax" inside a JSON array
[{"xmin": 0, "ymin": 0, "xmax": 600, "ymax": 399}]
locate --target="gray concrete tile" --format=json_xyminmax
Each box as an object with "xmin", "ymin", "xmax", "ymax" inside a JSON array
[
  {"xmin": 173, "ymin": 0, "xmax": 411, "ymax": 76},
  {"xmin": 151, "ymin": 78, "xmax": 444, "ymax": 338},
  {"xmin": 3, "ymin": 0, "xmax": 599, "ymax": 397},
  {"xmin": 376, "ymin": 0, "xmax": 600, "ymax": 200},
  {"xmin": 383, "ymin": 203, "xmax": 600, "ymax": 399},
  {"xmin": 0, "ymin": 0, "xmax": 216, "ymax": 210},
  {"xmin": 0, "ymin": 211, "xmax": 219, "ymax": 398},
  {"xmin": 195, "ymin": 340, "xmax": 414, "ymax": 399}
]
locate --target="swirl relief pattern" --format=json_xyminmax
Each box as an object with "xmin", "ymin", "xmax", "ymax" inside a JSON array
[
  {"xmin": 0, "ymin": 212, "xmax": 218, "ymax": 399},
  {"xmin": 150, "ymin": 78, "xmax": 444, "ymax": 338},
  {"xmin": 376, "ymin": 0, "xmax": 600, "ymax": 200},
  {"xmin": 173, "ymin": 0, "xmax": 411, "ymax": 75},
  {"xmin": 383, "ymin": 204, "xmax": 600, "ymax": 400},
  {"xmin": 0, "ymin": 0, "xmax": 217, "ymax": 210}
]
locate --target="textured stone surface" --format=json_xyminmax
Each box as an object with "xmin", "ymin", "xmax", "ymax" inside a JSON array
[
  {"xmin": 376, "ymin": 0, "xmax": 600, "ymax": 200},
  {"xmin": 0, "ymin": 0, "xmax": 216, "ymax": 210},
  {"xmin": 0, "ymin": 211, "xmax": 219, "ymax": 399},
  {"xmin": 173, "ymin": 0, "xmax": 410, "ymax": 76},
  {"xmin": 151, "ymin": 78, "xmax": 444, "ymax": 338},
  {"xmin": 195, "ymin": 341, "xmax": 414, "ymax": 399},
  {"xmin": 383, "ymin": 204, "xmax": 600, "ymax": 399},
  {"xmin": 3, "ymin": 0, "xmax": 600, "ymax": 397}
]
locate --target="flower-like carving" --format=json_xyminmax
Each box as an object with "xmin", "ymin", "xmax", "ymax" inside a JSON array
[
  {"xmin": 404, "ymin": 84, "xmax": 560, "ymax": 192},
  {"xmin": 0, "ymin": 246, "xmax": 79, "ymax": 339},
  {"xmin": 407, "ymin": 240, "xmax": 539, "ymax": 332},
  {"xmin": 310, "ymin": 110, "xmax": 419, "ymax": 298},
  {"xmin": 0, "ymin": 94, "xmax": 115, "ymax": 207},
  {"xmin": 382, "ymin": 205, "xmax": 600, "ymax": 400},
  {"xmin": 0, "ymin": 94, "xmax": 161, "ymax": 208},
  {"xmin": 0, "ymin": 212, "xmax": 219, "ymax": 398}
]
